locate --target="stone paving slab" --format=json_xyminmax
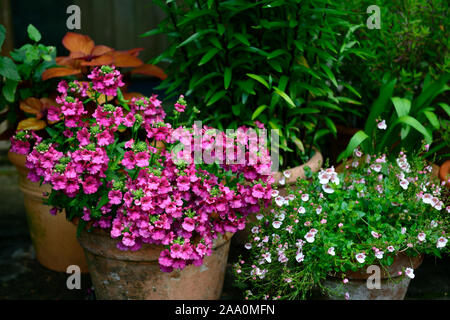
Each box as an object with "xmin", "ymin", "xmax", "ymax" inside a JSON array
[{"xmin": 0, "ymin": 159, "xmax": 448, "ymax": 300}]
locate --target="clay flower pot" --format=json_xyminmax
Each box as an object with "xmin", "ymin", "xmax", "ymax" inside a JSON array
[
  {"xmin": 77, "ymin": 227, "xmax": 233, "ymax": 300},
  {"xmin": 439, "ymin": 160, "xmax": 450, "ymax": 188},
  {"xmin": 8, "ymin": 151, "xmax": 88, "ymax": 272},
  {"xmin": 323, "ymin": 253, "xmax": 423, "ymax": 300},
  {"xmin": 233, "ymin": 149, "xmax": 323, "ymax": 245}
]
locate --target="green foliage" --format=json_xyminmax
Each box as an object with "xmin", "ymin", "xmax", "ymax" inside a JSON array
[
  {"xmin": 144, "ymin": 0, "xmax": 364, "ymax": 168},
  {"xmin": 0, "ymin": 24, "xmax": 57, "ymax": 131},
  {"xmin": 338, "ymin": 0, "xmax": 449, "ymax": 106},
  {"xmin": 235, "ymin": 148, "xmax": 449, "ymax": 299},
  {"xmin": 338, "ymin": 73, "xmax": 450, "ymax": 163}
]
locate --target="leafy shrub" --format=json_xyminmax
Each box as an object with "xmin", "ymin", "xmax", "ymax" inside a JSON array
[{"xmin": 144, "ymin": 0, "xmax": 364, "ymax": 168}]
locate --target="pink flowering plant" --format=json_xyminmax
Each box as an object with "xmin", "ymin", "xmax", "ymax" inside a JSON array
[
  {"xmin": 11, "ymin": 65, "xmax": 273, "ymax": 272},
  {"xmin": 234, "ymin": 146, "xmax": 448, "ymax": 299}
]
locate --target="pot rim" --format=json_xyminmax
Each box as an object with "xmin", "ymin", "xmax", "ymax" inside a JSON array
[
  {"xmin": 272, "ymin": 147, "xmax": 323, "ymax": 185},
  {"xmin": 327, "ymin": 253, "xmax": 424, "ymax": 280},
  {"xmin": 77, "ymin": 226, "xmax": 233, "ymax": 262}
]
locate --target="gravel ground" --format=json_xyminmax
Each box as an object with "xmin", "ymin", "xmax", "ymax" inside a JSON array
[{"xmin": 0, "ymin": 148, "xmax": 448, "ymax": 300}]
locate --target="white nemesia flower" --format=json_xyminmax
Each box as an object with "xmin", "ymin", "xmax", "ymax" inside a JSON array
[
  {"xmin": 400, "ymin": 179, "xmax": 409, "ymax": 190},
  {"xmin": 375, "ymin": 250, "xmax": 384, "ymax": 259},
  {"xmin": 275, "ymin": 196, "xmax": 285, "ymax": 207},
  {"xmin": 316, "ymin": 206, "xmax": 323, "ymax": 214},
  {"xmin": 404, "ymin": 267, "xmax": 415, "ymax": 279},
  {"xmin": 371, "ymin": 164, "xmax": 382, "ymax": 172},
  {"xmin": 262, "ymin": 252, "xmax": 272, "ymax": 263},
  {"xmin": 244, "ymin": 243, "xmax": 252, "ymax": 250},
  {"xmin": 422, "ymin": 194, "xmax": 432, "ymax": 204},
  {"xmin": 272, "ymin": 221, "xmax": 282, "ymax": 229},
  {"xmin": 387, "ymin": 246, "xmax": 395, "ymax": 252},
  {"xmin": 377, "ymin": 120, "xmax": 387, "ymax": 130},
  {"xmin": 271, "ymin": 190, "xmax": 279, "ymax": 198},
  {"xmin": 310, "ymin": 228, "xmax": 318, "ymax": 235},
  {"xmin": 355, "ymin": 253, "xmax": 366, "ymax": 263},
  {"xmin": 251, "ymin": 227, "xmax": 259, "ymax": 234},
  {"xmin": 430, "ymin": 220, "xmax": 438, "ymax": 228},
  {"xmin": 296, "ymin": 252, "xmax": 305, "ymax": 263},
  {"xmin": 322, "ymin": 184, "xmax": 335, "ymax": 194},
  {"xmin": 417, "ymin": 232, "xmax": 426, "ymax": 242},
  {"xmin": 301, "ymin": 194, "xmax": 310, "ymax": 202},
  {"xmin": 305, "ymin": 232, "xmax": 315, "ymax": 243},
  {"xmin": 286, "ymin": 194, "xmax": 295, "ymax": 201},
  {"xmin": 437, "ymin": 237, "xmax": 447, "ymax": 249},
  {"xmin": 256, "ymin": 214, "xmax": 264, "ymax": 220},
  {"xmin": 283, "ymin": 170, "xmax": 291, "ymax": 178},
  {"xmin": 279, "ymin": 176, "xmax": 286, "ymax": 186},
  {"xmin": 298, "ymin": 206, "xmax": 306, "ymax": 214},
  {"xmin": 371, "ymin": 231, "xmax": 381, "ymax": 239},
  {"xmin": 436, "ymin": 237, "xmax": 448, "ymax": 249},
  {"xmin": 328, "ymin": 247, "xmax": 335, "ymax": 256},
  {"xmin": 275, "ymin": 212, "xmax": 285, "ymax": 221},
  {"xmin": 401, "ymin": 227, "xmax": 407, "ymax": 235}
]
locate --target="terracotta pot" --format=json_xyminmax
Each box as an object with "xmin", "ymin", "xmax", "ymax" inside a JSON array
[
  {"xmin": 323, "ymin": 253, "xmax": 424, "ymax": 300},
  {"xmin": 7, "ymin": 151, "xmax": 88, "ymax": 273},
  {"xmin": 233, "ymin": 149, "xmax": 323, "ymax": 245},
  {"xmin": 78, "ymin": 227, "xmax": 233, "ymax": 300},
  {"xmin": 439, "ymin": 160, "xmax": 450, "ymax": 188}
]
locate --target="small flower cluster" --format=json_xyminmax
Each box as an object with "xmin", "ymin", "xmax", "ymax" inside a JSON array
[
  {"xmin": 11, "ymin": 66, "xmax": 273, "ymax": 272},
  {"xmin": 235, "ymin": 147, "xmax": 448, "ymax": 300}
]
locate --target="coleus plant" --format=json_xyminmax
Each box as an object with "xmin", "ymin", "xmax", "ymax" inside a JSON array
[
  {"xmin": 41, "ymin": 32, "xmax": 166, "ymax": 101},
  {"xmin": 11, "ymin": 66, "xmax": 273, "ymax": 272},
  {"xmin": 234, "ymin": 143, "xmax": 448, "ymax": 299}
]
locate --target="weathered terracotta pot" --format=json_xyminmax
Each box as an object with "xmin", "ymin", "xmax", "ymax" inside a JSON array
[
  {"xmin": 439, "ymin": 160, "xmax": 450, "ymax": 188},
  {"xmin": 7, "ymin": 151, "xmax": 88, "ymax": 272},
  {"xmin": 233, "ymin": 149, "xmax": 323, "ymax": 245},
  {"xmin": 78, "ymin": 227, "xmax": 232, "ymax": 300},
  {"xmin": 323, "ymin": 253, "xmax": 423, "ymax": 300}
]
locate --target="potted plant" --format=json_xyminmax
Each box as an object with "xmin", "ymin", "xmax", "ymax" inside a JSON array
[
  {"xmin": 142, "ymin": 0, "xmax": 370, "ymax": 178},
  {"xmin": 13, "ymin": 65, "xmax": 273, "ymax": 299},
  {"xmin": 234, "ymin": 143, "xmax": 448, "ymax": 300},
  {"xmin": 1, "ymin": 24, "xmax": 90, "ymax": 272}
]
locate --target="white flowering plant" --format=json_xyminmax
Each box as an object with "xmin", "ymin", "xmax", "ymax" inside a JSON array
[{"xmin": 234, "ymin": 146, "xmax": 449, "ymax": 300}]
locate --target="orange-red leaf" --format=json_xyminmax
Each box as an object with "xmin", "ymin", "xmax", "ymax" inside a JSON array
[
  {"xmin": 131, "ymin": 64, "xmax": 167, "ymax": 80},
  {"xmin": 20, "ymin": 98, "xmax": 43, "ymax": 115},
  {"xmin": 111, "ymin": 52, "xmax": 143, "ymax": 67},
  {"xmin": 119, "ymin": 48, "xmax": 144, "ymax": 57},
  {"xmin": 122, "ymin": 92, "xmax": 145, "ymax": 100},
  {"xmin": 17, "ymin": 118, "xmax": 46, "ymax": 131},
  {"xmin": 91, "ymin": 45, "xmax": 114, "ymax": 56},
  {"xmin": 62, "ymin": 32, "xmax": 95, "ymax": 55},
  {"xmin": 80, "ymin": 54, "xmax": 114, "ymax": 66},
  {"xmin": 42, "ymin": 67, "xmax": 81, "ymax": 81}
]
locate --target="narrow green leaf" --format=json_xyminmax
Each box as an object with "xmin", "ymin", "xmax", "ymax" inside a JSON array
[
  {"xmin": 224, "ymin": 67, "xmax": 232, "ymax": 89},
  {"xmin": 423, "ymin": 111, "xmax": 440, "ymax": 130},
  {"xmin": 207, "ymin": 90, "xmax": 227, "ymax": 106},
  {"xmin": 247, "ymin": 73, "xmax": 269, "ymax": 89},
  {"xmin": 337, "ymin": 131, "xmax": 369, "ymax": 163},
  {"xmin": 273, "ymin": 87, "xmax": 295, "ymax": 108},
  {"xmin": 198, "ymin": 48, "xmax": 220, "ymax": 66},
  {"xmin": 321, "ymin": 64, "xmax": 338, "ymax": 88},
  {"xmin": 252, "ymin": 105, "xmax": 267, "ymax": 120},
  {"xmin": 391, "ymin": 97, "xmax": 411, "ymax": 117}
]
